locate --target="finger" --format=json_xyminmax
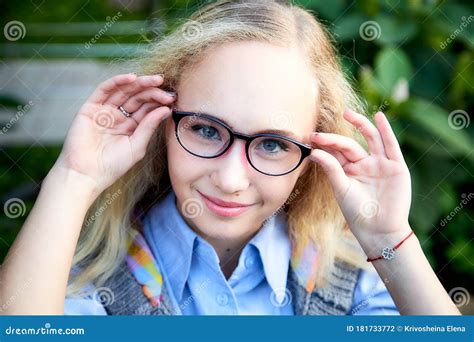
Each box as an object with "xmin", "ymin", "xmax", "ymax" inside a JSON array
[
  {"xmin": 99, "ymin": 103, "xmax": 166, "ymax": 135},
  {"xmin": 119, "ymin": 88, "xmax": 176, "ymax": 114},
  {"xmin": 322, "ymin": 146, "xmax": 349, "ymax": 167},
  {"xmin": 129, "ymin": 106, "xmax": 172, "ymax": 161},
  {"xmin": 310, "ymin": 132, "xmax": 369, "ymax": 163},
  {"xmin": 310, "ymin": 142, "xmax": 350, "ymax": 167},
  {"xmin": 309, "ymin": 149, "xmax": 351, "ymax": 201},
  {"xmin": 127, "ymin": 102, "xmax": 161, "ymax": 123},
  {"xmin": 343, "ymin": 109, "xmax": 386, "ymax": 156},
  {"xmin": 105, "ymin": 104, "xmax": 160, "ymax": 134},
  {"xmin": 87, "ymin": 73, "xmax": 137, "ymax": 104},
  {"xmin": 105, "ymin": 74, "xmax": 166, "ymax": 107},
  {"xmin": 374, "ymin": 112, "xmax": 405, "ymax": 162}
]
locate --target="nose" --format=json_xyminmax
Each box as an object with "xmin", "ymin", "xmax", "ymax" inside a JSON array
[{"xmin": 210, "ymin": 139, "xmax": 251, "ymax": 194}]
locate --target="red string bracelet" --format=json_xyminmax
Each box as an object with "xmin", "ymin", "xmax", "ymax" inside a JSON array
[{"xmin": 366, "ymin": 230, "xmax": 415, "ymax": 262}]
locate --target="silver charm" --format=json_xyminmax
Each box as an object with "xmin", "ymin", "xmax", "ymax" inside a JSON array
[{"xmin": 381, "ymin": 247, "xmax": 395, "ymax": 260}]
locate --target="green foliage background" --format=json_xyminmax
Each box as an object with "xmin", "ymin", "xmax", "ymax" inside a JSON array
[{"xmin": 1, "ymin": 0, "xmax": 472, "ymax": 305}]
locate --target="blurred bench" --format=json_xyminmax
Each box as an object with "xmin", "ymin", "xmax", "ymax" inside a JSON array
[{"xmin": 0, "ymin": 20, "xmax": 162, "ymax": 145}]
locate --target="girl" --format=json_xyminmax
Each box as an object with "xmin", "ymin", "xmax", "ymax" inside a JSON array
[{"xmin": 0, "ymin": 0, "xmax": 460, "ymax": 315}]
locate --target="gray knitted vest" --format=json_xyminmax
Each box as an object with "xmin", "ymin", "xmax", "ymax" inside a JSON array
[{"xmin": 102, "ymin": 257, "xmax": 361, "ymax": 315}]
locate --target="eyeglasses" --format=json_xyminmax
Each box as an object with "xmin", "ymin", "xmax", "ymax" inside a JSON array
[{"xmin": 171, "ymin": 108, "xmax": 312, "ymax": 176}]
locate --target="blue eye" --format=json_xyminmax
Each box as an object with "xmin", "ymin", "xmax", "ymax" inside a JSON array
[
  {"xmin": 191, "ymin": 124, "xmax": 221, "ymax": 140},
  {"xmin": 258, "ymin": 139, "xmax": 290, "ymax": 154}
]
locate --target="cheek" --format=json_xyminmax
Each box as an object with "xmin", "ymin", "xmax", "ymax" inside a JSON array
[
  {"xmin": 166, "ymin": 125, "xmax": 198, "ymax": 184},
  {"xmin": 167, "ymin": 141, "xmax": 199, "ymax": 184},
  {"xmin": 258, "ymin": 174, "xmax": 300, "ymax": 208}
]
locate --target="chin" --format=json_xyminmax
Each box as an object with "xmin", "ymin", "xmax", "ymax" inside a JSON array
[{"xmin": 194, "ymin": 214, "xmax": 257, "ymax": 240}]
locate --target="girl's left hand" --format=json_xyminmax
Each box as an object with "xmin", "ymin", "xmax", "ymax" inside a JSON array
[{"xmin": 309, "ymin": 109, "xmax": 412, "ymax": 247}]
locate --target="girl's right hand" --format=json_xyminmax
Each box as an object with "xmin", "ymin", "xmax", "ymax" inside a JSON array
[{"xmin": 54, "ymin": 73, "xmax": 176, "ymax": 197}]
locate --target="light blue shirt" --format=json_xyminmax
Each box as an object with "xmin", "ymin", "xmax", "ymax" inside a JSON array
[
  {"xmin": 65, "ymin": 190, "xmax": 399, "ymax": 315},
  {"xmin": 143, "ymin": 190, "xmax": 293, "ymax": 315}
]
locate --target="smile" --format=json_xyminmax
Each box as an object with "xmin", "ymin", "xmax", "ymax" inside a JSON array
[{"xmin": 197, "ymin": 191, "xmax": 254, "ymax": 217}]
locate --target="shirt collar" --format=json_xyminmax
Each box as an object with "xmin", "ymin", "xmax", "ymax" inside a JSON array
[
  {"xmin": 143, "ymin": 190, "xmax": 292, "ymax": 303},
  {"xmin": 247, "ymin": 212, "xmax": 291, "ymax": 302}
]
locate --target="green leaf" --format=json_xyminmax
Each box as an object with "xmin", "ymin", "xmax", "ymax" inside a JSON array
[
  {"xmin": 406, "ymin": 98, "xmax": 473, "ymax": 158},
  {"xmin": 447, "ymin": 240, "xmax": 474, "ymax": 275},
  {"xmin": 438, "ymin": 183, "xmax": 458, "ymax": 213},
  {"xmin": 450, "ymin": 51, "xmax": 474, "ymax": 105},
  {"xmin": 374, "ymin": 47, "xmax": 412, "ymax": 97},
  {"xmin": 409, "ymin": 167, "xmax": 442, "ymax": 234},
  {"xmin": 409, "ymin": 49, "xmax": 452, "ymax": 101},
  {"xmin": 359, "ymin": 66, "xmax": 383, "ymax": 104}
]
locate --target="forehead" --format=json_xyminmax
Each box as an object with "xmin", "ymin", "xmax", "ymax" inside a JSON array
[{"xmin": 176, "ymin": 41, "xmax": 318, "ymax": 142}]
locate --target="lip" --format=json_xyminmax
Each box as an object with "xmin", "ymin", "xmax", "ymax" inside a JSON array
[
  {"xmin": 198, "ymin": 191, "xmax": 253, "ymax": 207},
  {"xmin": 197, "ymin": 191, "xmax": 254, "ymax": 217}
]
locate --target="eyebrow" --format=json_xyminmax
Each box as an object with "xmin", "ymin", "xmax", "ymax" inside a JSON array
[
  {"xmin": 252, "ymin": 128, "xmax": 301, "ymax": 141},
  {"xmin": 190, "ymin": 110, "xmax": 303, "ymax": 141}
]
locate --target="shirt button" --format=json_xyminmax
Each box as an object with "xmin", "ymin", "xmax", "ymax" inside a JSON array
[
  {"xmin": 244, "ymin": 256, "xmax": 255, "ymax": 269},
  {"xmin": 216, "ymin": 293, "xmax": 229, "ymax": 306}
]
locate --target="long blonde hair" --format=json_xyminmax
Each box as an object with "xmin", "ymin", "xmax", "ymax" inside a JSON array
[{"xmin": 68, "ymin": 0, "xmax": 371, "ymax": 296}]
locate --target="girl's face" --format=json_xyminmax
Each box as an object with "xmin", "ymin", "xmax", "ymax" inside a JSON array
[{"xmin": 165, "ymin": 41, "xmax": 318, "ymax": 244}]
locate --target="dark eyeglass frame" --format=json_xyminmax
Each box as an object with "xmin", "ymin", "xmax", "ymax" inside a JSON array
[{"xmin": 171, "ymin": 108, "xmax": 312, "ymax": 176}]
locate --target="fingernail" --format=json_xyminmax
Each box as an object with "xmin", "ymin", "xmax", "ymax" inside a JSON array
[
  {"xmin": 166, "ymin": 91, "xmax": 177, "ymax": 97},
  {"xmin": 158, "ymin": 73, "xmax": 165, "ymax": 78}
]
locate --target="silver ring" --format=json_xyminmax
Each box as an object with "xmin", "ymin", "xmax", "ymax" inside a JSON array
[{"xmin": 118, "ymin": 105, "xmax": 132, "ymax": 118}]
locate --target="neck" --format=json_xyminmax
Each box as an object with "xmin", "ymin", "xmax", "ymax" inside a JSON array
[
  {"xmin": 176, "ymin": 198, "xmax": 265, "ymax": 279},
  {"xmin": 205, "ymin": 232, "xmax": 258, "ymax": 279}
]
